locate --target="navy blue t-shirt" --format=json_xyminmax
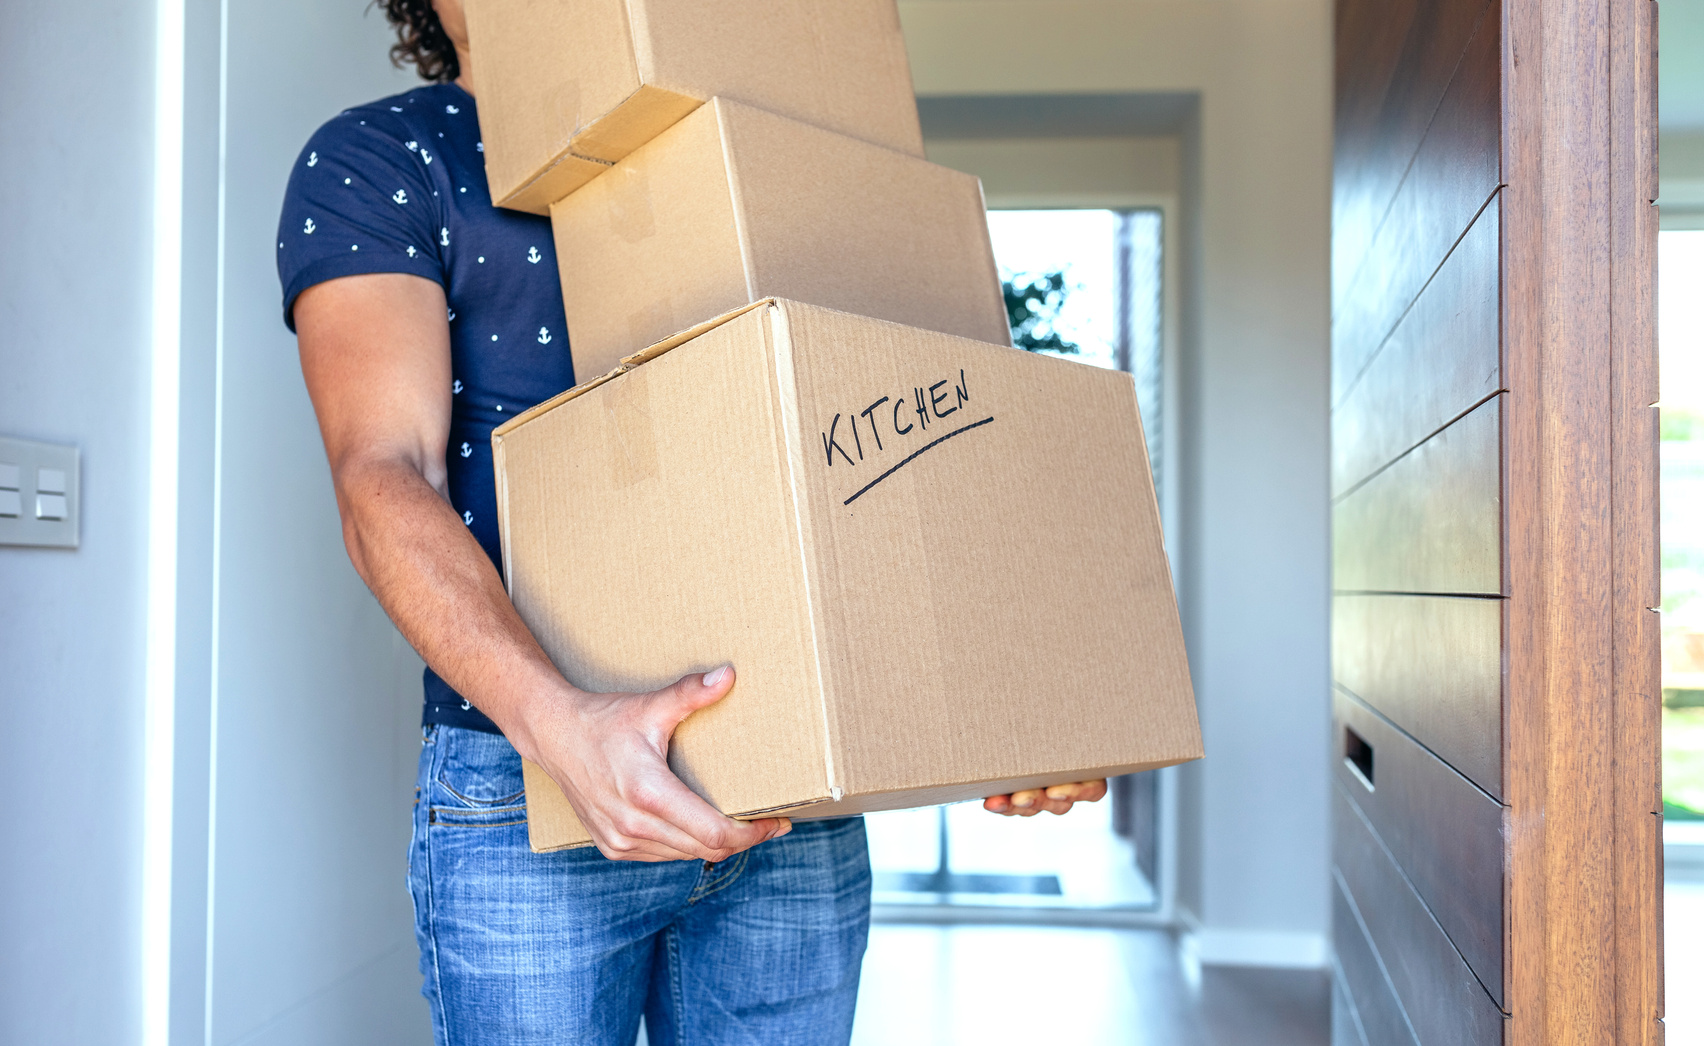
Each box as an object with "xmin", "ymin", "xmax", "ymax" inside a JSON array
[{"xmin": 277, "ymin": 83, "xmax": 575, "ymax": 733}]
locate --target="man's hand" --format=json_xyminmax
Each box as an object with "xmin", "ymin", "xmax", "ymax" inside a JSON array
[
  {"xmin": 516, "ymin": 665, "xmax": 790, "ymax": 862},
  {"xmin": 982, "ymin": 780, "xmax": 1108, "ymax": 817}
]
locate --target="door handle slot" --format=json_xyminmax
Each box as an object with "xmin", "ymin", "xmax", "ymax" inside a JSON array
[{"xmin": 1344, "ymin": 726, "xmax": 1374, "ymax": 789}]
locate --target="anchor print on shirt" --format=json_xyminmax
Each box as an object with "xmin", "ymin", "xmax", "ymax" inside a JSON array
[
  {"xmin": 452, "ymin": 379, "xmax": 463, "ymax": 394},
  {"xmin": 406, "ymin": 245, "xmax": 417, "ymax": 258},
  {"xmin": 306, "ymin": 151, "xmax": 318, "ymax": 167},
  {"xmin": 303, "ymin": 218, "xmax": 316, "ymax": 234},
  {"xmin": 463, "ymin": 510, "xmax": 473, "ymax": 526},
  {"xmin": 405, "ymin": 140, "xmax": 419, "ymax": 152},
  {"xmin": 392, "ymin": 189, "xmax": 408, "ymax": 205},
  {"xmin": 421, "ymin": 149, "xmax": 433, "ymax": 166},
  {"xmin": 527, "ymin": 246, "xmax": 542, "ymax": 264},
  {"xmin": 537, "ymin": 327, "xmax": 552, "ymax": 344},
  {"xmin": 460, "ymin": 442, "xmax": 472, "ymax": 458},
  {"xmin": 440, "ymin": 227, "xmax": 450, "ymax": 247},
  {"xmin": 446, "ymin": 104, "xmax": 460, "ymax": 114}
]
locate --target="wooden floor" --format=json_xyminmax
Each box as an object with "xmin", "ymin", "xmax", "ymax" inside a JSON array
[{"xmin": 851, "ymin": 926, "xmax": 1328, "ymax": 1046}]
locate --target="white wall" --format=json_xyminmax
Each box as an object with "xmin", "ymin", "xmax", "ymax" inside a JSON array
[
  {"xmin": 0, "ymin": 3, "xmax": 156, "ymax": 1042},
  {"xmin": 899, "ymin": 0, "xmax": 1334, "ymax": 964},
  {"xmin": 196, "ymin": 4, "xmax": 430, "ymax": 1043},
  {"xmin": 2, "ymin": 2, "xmax": 433, "ymax": 1043}
]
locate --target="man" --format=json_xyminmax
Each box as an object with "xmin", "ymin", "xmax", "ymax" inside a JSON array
[{"xmin": 278, "ymin": 1, "xmax": 1106, "ymax": 1042}]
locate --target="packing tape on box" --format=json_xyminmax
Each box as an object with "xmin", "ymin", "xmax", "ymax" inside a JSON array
[
  {"xmin": 602, "ymin": 364, "xmax": 658, "ymax": 489},
  {"xmin": 607, "ymin": 166, "xmax": 657, "ymax": 243}
]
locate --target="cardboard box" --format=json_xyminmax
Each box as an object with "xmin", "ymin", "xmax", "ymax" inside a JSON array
[
  {"xmin": 465, "ymin": 0, "xmax": 925, "ymax": 214},
  {"xmin": 550, "ymin": 98, "xmax": 1012, "ymax": 381},
  {"xmin": 492, "ymin": 299, "xmax": 1202, "ymax": 852}
]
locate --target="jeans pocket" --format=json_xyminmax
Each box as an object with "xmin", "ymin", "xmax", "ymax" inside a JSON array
[
  {"xmin": 427, "ymin": 801, "xmax": 529, "ymax": 828},
  {"xmin": 433, "ymin": 726, "xmax": 526, "ymax": 810}
]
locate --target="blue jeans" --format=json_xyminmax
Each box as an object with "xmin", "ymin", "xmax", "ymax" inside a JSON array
[{"xmin": 409, "ymin": 725, "xmax": 872, "ymax": 1045}]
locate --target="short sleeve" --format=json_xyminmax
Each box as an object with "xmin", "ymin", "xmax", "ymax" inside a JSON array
[{"xmin": 276, "ymin": 112, "xmax": 446, "ymax": 331}]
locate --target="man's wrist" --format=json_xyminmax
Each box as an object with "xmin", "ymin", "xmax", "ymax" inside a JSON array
[{"xmin": 490, "ymin": 674, "xmax": 582, "ymax": 767}]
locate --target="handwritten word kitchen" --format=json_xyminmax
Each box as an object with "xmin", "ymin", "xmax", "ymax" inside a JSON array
[{"xmin": 818, "ymin": 370, "xmax": 998, "ymax": 506}]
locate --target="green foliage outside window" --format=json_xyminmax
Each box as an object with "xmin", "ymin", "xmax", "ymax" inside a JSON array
[{"xmin": 1003, "ymin": 272, "xmax": 1079, "ymax": 354}]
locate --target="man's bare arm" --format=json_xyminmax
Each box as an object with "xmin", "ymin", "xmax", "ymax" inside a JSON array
[{"xmin": 293, "ymin": 272, "xmax": 786, "ymax": 861}]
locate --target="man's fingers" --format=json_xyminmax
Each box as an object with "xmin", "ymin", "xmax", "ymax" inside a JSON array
[
  {"xmin": 1009, "ymin": 788, "xmax": 1044, "ymax": 810},
  {"xmin": 984, "ymin": 780, "xmax": 1108, "ymax": 816},
  {"xmin": 620, "ymin": 764, "xmax": 777, "ymax": 860},
  {"xmin": 1044, "ymin": 780, "xmax": 1108, "ymax": 803}
]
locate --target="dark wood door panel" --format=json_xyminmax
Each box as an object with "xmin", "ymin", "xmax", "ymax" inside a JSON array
[
  {"xmin": 1334, "ymin": 878, "xmax": 1421, "ymax": 1046},
  {"xmin": 1331, "ymin": 199, "xmax": 1500, "ymax": 498},
  {"xmin": 1333, "ymin": 786, "xmax": 1506, "ymax": 1046},
  {"xmin": 1335, "ymin": 690, "xmax": 1506, "ymax": 1007},
  {"xmin": 1333, "ymin": 976, "xmax": 1375, "ymax": 1046},
  {"xmin": 1332, "ymin": 1, "xmax": 1501, "ymax": 407},
  {"xmin": 1334, "ymin": 395, "xmax": 1502, "ymax": 596},
  {"xmin": 1333, "ymin": 0, "xmax": 1494, "ymax": 317},
  {"xmin": 1331, "ymin": 594, "xmax": 1501, "ymax": 799}
]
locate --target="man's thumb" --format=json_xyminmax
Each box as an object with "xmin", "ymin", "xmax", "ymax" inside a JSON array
[{"xmin": 655, "ymin": 665, "xmax": 736, "ymax": 727}]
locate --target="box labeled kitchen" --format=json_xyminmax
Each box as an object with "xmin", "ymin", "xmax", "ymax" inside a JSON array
[
  {"xmin": 492, "ymin": 299, "xmax": 1202, "ymax": 852},
  {"xmin": 466, "ymin": 0, "xmax": 924, "ymax": 213},
  {"xmin": 550, "ymin": 97, "xmax": 1011, "ymax": 381}
]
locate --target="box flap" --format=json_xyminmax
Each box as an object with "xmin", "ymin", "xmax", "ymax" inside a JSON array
[{"xmin": 492, "ymin": 299, "xmax": 774, "ymax": 440}]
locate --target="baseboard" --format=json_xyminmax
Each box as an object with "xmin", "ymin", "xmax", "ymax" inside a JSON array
[{"xmin": 1181, "ymin": 928, "xmax": 1331, "ymax": 969}]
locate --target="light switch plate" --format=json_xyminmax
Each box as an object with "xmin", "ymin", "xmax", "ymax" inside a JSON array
[{"xmin": 0, "ymin": 436, "xmax": 79, "ymax": 548}]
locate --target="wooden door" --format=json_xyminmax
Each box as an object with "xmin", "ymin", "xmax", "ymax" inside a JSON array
[{"xmin": 1329, "ymin": 0, "xmax": 1661, "ymax": 1043}]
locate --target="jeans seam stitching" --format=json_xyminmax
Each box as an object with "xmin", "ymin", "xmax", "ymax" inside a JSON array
[
  {"xmin": 423, "ymin": 728, "xmax": 452, "ymax": 1045},
  {"xmin": 687, "ymin": 848, "xmax": 750, "ymax": 904},
  {"xmin": 428, "ymin": 816, "xmax": 529, "ymax": 829},
  {"xmin": 667, "ymin": 925, "xmax": 686, "ymax": 1046},
  {"xmin": 435, "ymin": 780, "xmax": 526, "ymax": 808}
]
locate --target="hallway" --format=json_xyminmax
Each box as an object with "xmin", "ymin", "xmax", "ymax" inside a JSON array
[{"xmin": 851, "ymin": 926, "xmax": 1328, "ymax": 1046}]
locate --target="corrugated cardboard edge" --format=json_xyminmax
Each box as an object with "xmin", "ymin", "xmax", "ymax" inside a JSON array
[
  {"xmin": 762, "ymin": 303, "xmax": 842, "ymax": 802},
  {"xmin": 715, "ymin": 100, "xmax": 761, "ymax": 301}
]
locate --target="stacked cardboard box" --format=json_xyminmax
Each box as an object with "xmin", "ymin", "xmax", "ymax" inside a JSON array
[{"xmin": 469, "ymin": 0, "xmax": 1201, "ymax": 852}]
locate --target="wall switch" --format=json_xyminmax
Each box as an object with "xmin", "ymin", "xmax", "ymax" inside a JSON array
[{"xmin": 0, "ymin": 437, "xmax": 79, "ymax": 548}]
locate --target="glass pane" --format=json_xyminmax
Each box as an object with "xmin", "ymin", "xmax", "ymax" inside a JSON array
[
  {"xmin": 1664, "ymin": 229, "xmax": 1704, "ymax": 824},
  {"xmin": 1662, "ymin": 228, "xmax": 1704, "ymax": 1042},
  {"xmin": 865, "ymin": 209, "xmax": 1165, "ymax": 910}
]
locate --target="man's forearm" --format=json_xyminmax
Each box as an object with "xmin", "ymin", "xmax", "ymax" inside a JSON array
[{"xmin": 336, "ymin": 456, "xmax": 561, "ymax": 760}]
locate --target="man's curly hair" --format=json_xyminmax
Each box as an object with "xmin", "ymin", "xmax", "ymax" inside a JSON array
[{"xmin": 376, "ymin": 0, "xmax": 460, "ymax": 83}]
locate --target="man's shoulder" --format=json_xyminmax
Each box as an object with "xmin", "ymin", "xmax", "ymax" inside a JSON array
[{"xmin": 306, "ymin": 84, "xmax": 466, "ymax": 152}]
